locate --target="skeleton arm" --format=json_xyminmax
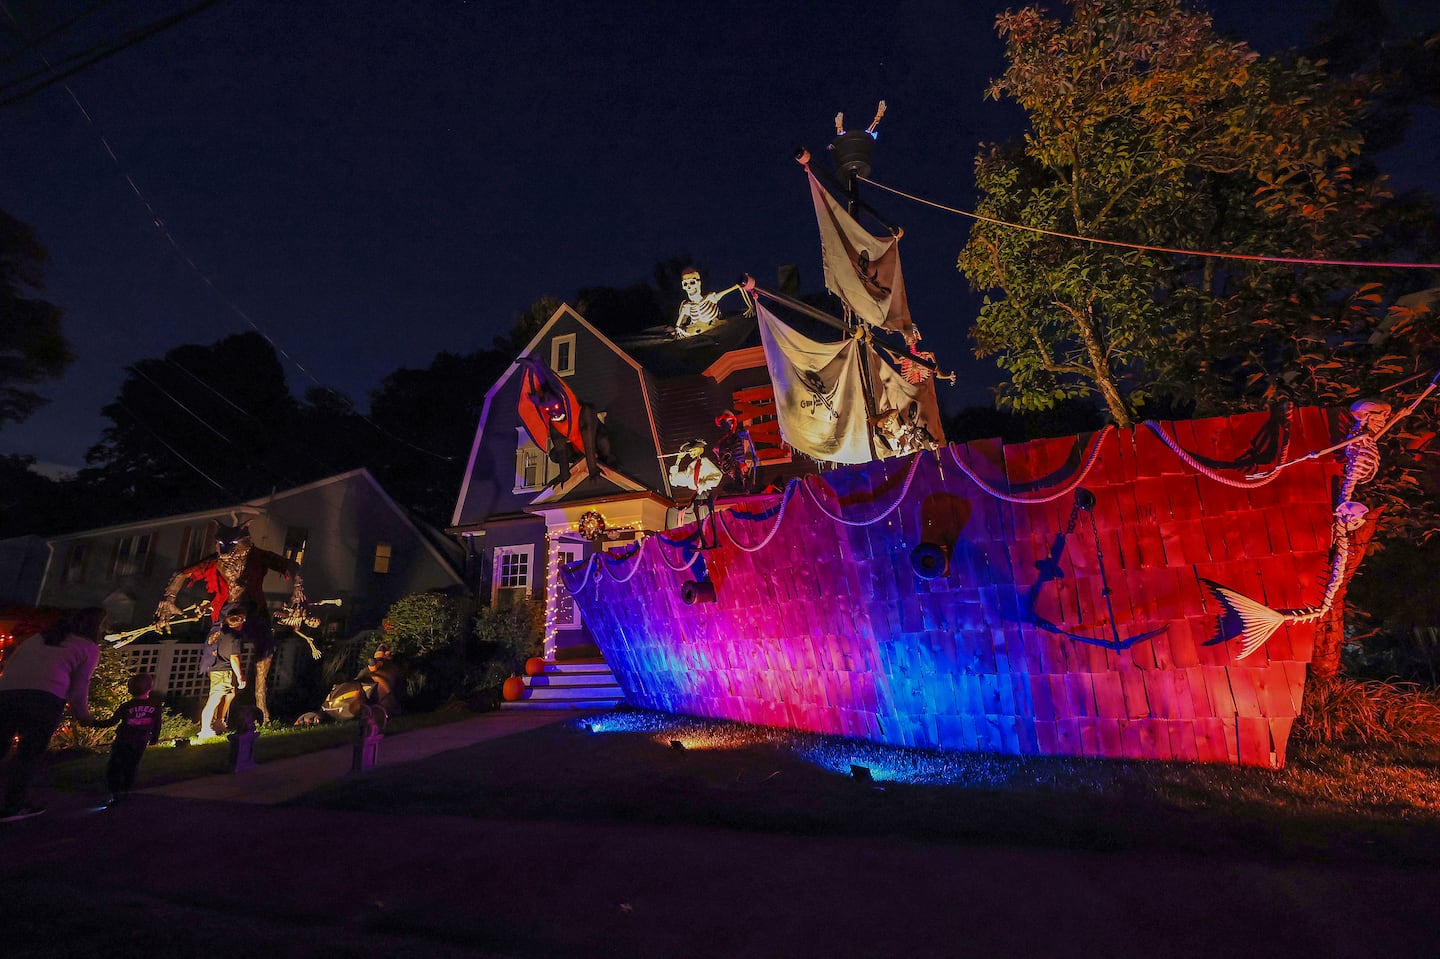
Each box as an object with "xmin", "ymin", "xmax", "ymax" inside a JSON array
[{"xmin": 155, "ymin": 569, "xmax": 192, "ymax": 629}]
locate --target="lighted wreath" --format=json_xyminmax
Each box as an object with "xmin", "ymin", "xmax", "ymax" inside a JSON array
[{"xmin": 577, "ymin": 510, "xmax": 607, "ymax": 541}]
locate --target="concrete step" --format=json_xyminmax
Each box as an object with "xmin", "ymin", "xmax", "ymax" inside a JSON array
[
  {"xmin": 523, "ymin": 672, "xmax": 622, "ymax": 688},
  {"xmin": 517, "ymin": 682, "xmax": 621, "ymax": 700},
  {"xmin": 533, "ymin": 660, "xmax": 614, "ymax": 675},
  {"xmin": 501, "ymin": 698, "xmax": 622, "ymax": 711},
  {"xmin": 502, "ymin": 659, "xmax": 624, "ymax": 710}
]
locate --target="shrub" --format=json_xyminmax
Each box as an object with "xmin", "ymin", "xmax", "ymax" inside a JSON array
[
  {"xmin": 473, "ymin": 601, "xmax": 543, "ymax": 674},
  {"xmin": 378, "ymin": 592, "xmax": 476, "ymax": 711},
  {"xmin": 381, "ymin": 593, "xmax": 475, "ymax": 658},
  {"xmin": 1294, "ymin": 677, "xmax": 1440, "ymax": 746}
]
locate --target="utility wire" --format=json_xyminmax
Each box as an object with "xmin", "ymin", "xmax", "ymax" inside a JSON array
[
  {"xmin": 115, "ymin": 400, "xmax": 228, "ymax": 492},
  {"xmin": 9, "ymin": 9, "xmax": 459, "ymax": 465},
  {"xmin": 0, "ymin": 0, "xmax": 115, "ymax": 71},
  {"xmin": 128, "ymin": 363, "xmax": 234, "ymax": 444},
  {"xmin": 0, "ymin": 0, "xmax": 228, "ymax": 108},
  {"xmin": 858, "ymin": 174, "xmax": 1440, "ymax": 272}
]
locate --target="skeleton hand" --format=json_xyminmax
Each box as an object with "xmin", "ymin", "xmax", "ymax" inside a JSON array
[
  {"xmin": 155, "ymin": 598, "xmax": 183, "ymax": 631},
  {"xmin": 290, "ymin": 582, "xmax": 307, "ymax": 608}
]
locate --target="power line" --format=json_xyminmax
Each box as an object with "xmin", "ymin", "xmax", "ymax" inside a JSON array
[
  {"xmin": 0, "ymin": 0, "xmax": 116, "ymax": 71},
  {"xmin": 858, "ymin": 174, "xmax": 1440, "ymax": 272},
  {"xmin": 0, "ymin": 0, "xmax": 229, "ymax": 109},
  {"xmin": 19, "ymin": 37, "xmax": 461, "ymax": 465},
  {"xmin": 128, "ymin": 362, "xmax": 234, "ymax": 444},
  {"xmin": 115, "ymin": 400, "xmax": 228, "ymax": 492}
]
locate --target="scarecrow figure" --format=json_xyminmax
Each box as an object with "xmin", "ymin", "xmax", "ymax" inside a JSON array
[{"xmin": 155, "ymin": 519, "xmax": 303, "ymax": 726}]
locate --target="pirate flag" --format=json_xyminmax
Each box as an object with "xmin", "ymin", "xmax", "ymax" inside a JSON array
[
  {"xmin": 806, "ymin": 170, "xmax": 912, "ymax": 336},
  {"xmin": 756, "ymin": 302, "xmax": 873, "ymax": 464}
]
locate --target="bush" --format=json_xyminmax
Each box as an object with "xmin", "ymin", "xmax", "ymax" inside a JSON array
[
  {"xmin": 381, "ymin": 592, "xmax": 476, "ymax": 658},
  {"xmin": 1294, "ymin": 677, "xmax": 1440, "ymax": 746},
  {"xmin": 160, "ymin": 707, "xmax": 199, "ymax": 742},
  {"xmin": 1341, "ymin": 627, "xmax": 1440, "ymax": 687},
  {"xmin": 378, "ymin": 592, "xmax": 476, "ymax": 711},
  {"xmin": 473, "ymin": 601, "xmax": 543, "ymax": 674}
]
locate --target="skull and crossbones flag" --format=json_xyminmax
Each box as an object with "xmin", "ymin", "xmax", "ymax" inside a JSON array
[
  {"xmin": 757, "ymin": 303, "xmax": 874, "ymax": 464},
  {"xmin": 807, "ymin": 170, "xmax": 912, "ymax": 335}
]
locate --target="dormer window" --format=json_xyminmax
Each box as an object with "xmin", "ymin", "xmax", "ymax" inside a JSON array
[
  {"xmin": 551, "ymin": 334, "xmax": 576, "ymax": 377},
  {"xmin": 514, "ymin": 427, "xmax": 559, "ymax": 494}
]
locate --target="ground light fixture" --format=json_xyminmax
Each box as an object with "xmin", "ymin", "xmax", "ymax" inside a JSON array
[
  {"xmin": 850, "ymin": 763, "xmax": 873, "ymax": 782},
  {"xmin": 670, "ymin": 739, "xmax": 686, "ymax": 751}
]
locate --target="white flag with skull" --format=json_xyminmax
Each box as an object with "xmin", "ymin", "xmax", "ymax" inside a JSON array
[
  {"xmin": 807, "ymin": 170, "xmax": 912, "ymax": 336},
  {"xmin": 757, "ymin": 303, "xmax": 873, "ymax": 464}
]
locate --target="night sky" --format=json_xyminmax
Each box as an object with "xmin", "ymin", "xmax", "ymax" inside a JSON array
[{"xmin": 3, "ymin": 0, "xmax": 1437, "ymax": 475}]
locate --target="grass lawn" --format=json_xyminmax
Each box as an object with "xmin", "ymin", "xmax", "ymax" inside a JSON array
[
  {"xmin": 39, "ymin": 700, "xmax": 1440, "ymax": 869},
  {"xmin": 294, "ymin": 708, "xmax": 1440, "ymax": 868},
  {"xmin": 44, "ymin": 704, "xmax": 480, "ymax": 793}
]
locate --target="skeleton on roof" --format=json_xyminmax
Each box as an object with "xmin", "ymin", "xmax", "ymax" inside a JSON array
[{"xmin": 675, "ymin": 268, "xmax": 752, "ymax": 338}]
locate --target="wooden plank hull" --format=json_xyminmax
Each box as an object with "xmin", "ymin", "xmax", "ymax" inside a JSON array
[{"xmin": 565, "ymin": 409, "xmax": 1346, "ymax": 767}]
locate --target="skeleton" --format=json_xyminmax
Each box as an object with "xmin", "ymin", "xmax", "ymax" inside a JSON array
[
  {"xmin": 1207, "ymin": 399, "xmax": 1400, "ymax": 659},
  {"xmin": 675, "ymin": 269, "xmax": 750, "ymax": 338},
  {"xmin": 155, "ymin": 520, "xmax": 305, "ymax": 725},
  {"xmin": 712, "ymin": 411, "xmax": 760, "ymax": 493},
  {"xmin": 870, "ymin": 400, "xmax": 937, "ymax": 457}
]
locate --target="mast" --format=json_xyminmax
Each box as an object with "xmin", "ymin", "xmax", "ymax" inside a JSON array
[{"xmin": 828, "ymin": 111, "xmax": 883, "ymax": 461}]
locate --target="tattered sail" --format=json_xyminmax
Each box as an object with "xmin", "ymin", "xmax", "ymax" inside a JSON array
[
  {"xmin": 807, "ymin": 170, "xmax": 912, "ymax": 335},
  {"xmin": 756, "ymin": 303, "xmax": 873, "ymax": 464},
  {"xmin": 869, "ymin": 348, "xmax": 947, "ymax": 452}
]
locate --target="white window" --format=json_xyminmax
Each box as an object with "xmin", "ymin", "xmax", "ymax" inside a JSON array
[
  {"xmin": 176, "ymin": 522, "xmax": 217, "ymax": 567},
  {"xmin": 373, "ymin": 542, "xmax": 393, "ymax": 574},
  {"xmin": 513, "ymin": 428, "xmax": 559, "ymax": 493},
  {"xmin": 110, "ymin": 533, "xmax": 154, "ymax": 579},
  {"xmin": 551, "ymin": 334, "xmax": 576, "ymax": 377},
  {"xmin": 492, "ymin": 545, "xmax": 534, "ymax": 607},
  {"xmin": 552, "ymin": 544, "xmax": 582, "ymax": 630}
]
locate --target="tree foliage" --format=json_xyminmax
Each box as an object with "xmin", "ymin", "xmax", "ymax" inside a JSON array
[
  {"xmin": 0, "ymin": 210, "xmax": 72, "ymax": 429},
  {"xmin": 79, "ymin": 332, "xmax": 318, "ymax": 521},
  {"xmin": 958, "ymin": 0, "xmax": 1440, "ymax": 543},
  {"xmin": 960, "ymin": 0, "xmax": 1433, "ymax": 415}
]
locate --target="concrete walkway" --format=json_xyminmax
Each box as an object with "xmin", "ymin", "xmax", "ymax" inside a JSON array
[{"xmin": 142, "ymin": 710, "xmax": 568, "ymax": 804}]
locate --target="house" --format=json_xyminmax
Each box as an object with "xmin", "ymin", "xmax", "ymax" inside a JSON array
[
  {"xmin": 449, "ymin": 302, "xmax": 809, "ymax": 686},
  {"xmin": 35, "ymin": 469, "xmax": 463, "ymax": 699},
  {"xmin": 0, "ymin": 535, "xmax": 49, "ymax": 607}
]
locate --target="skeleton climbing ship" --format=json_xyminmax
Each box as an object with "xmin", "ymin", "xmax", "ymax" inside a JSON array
[{"xmin": 564, "ymin": 402, "xmax": 1366, "ymax": 768}]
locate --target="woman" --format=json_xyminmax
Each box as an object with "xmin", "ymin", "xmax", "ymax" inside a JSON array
[{"xmin": 0, "ymin": 606, "xmax": 107, "ymax": 821}]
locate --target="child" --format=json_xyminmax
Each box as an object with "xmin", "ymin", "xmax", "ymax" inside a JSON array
[{"xmin": 98, "ymin": 672, "xmax": 163, "ymax": 804}]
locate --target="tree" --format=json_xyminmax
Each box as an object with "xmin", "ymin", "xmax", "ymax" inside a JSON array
[
  {"xmin": 367, "ymin": 347, "xmax": 511, "ymax": 527},
  {"xmin": 0, "ymin": 210, "xmax": 72, "ymax": 429},
  {"xmin": 81, "ymin": 332, "xmax": 318, "ymax": 520},
  {"xmin": 958, "ymin": 0, "xmax": 1435, "ymax": 429},
  {"xmin": 492, "ymin": 295, "xmax": 564, "ymax": 355},
  {"xmin": 959, "ymin": 0, "xmax": 1440, "ymax": 677}
]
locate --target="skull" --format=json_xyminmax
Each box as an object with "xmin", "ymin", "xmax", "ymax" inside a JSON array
[
  {"xmin": 1334, "ymin": 500, "xmax": 1369, "ymax": 531},
  {"xmin": 1349, "ymin": 400, "xmax": 1392, "ymax": 434},
  {"xmin": 681, "ymin": 271, "xmax": 703, "ymax": 300}
]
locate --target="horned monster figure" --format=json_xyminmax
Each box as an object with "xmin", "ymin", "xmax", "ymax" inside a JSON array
[{"xmin": 155, "ymin": 520, "xmax": 304, "ymax": 726}]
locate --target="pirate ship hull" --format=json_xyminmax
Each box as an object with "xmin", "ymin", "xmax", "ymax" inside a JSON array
[{"xmin": 564, "ymin": 407, "xmax": 1346, "ymax": 767}]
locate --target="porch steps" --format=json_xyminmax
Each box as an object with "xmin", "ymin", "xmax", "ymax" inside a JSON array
[{"xmin": 500, "ymin": 659, "xmax": 624, "ymax": 711}]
